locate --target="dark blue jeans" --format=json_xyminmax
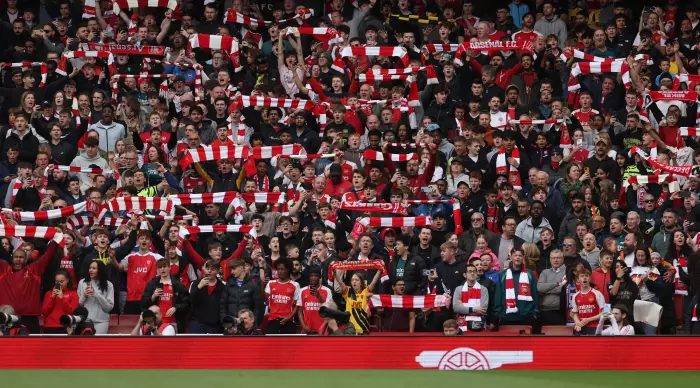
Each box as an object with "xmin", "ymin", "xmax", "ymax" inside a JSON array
[{"xmin": 188, "ymin": 320, "xmax": 222, "ymax": 334}]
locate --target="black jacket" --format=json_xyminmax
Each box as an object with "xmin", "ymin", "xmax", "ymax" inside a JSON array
[
  {"xmin": 435, "ymin": 259, "xmax": 467, "ymax": 296},
  {"xmin": 389, "ymin": 254, "xmax": 426, "ymax": 296},
  {"xmin": 219, "ymin": 275, "xmax": 265, "ymax": 325},
  {"xmin": 140, "ymin": 276, "xmax": 190, "ymax": 324},
  {"xmin": 189, "ymin": 277, "xmax": 226, "ymax": 326}
]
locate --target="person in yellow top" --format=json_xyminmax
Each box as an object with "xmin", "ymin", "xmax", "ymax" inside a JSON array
[{"xmin": 335, "ymin": 270, "xmax": 381, "ymax": 334}]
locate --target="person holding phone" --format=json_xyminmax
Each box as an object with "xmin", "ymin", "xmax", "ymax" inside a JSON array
[
  {"xmin": 41, "ymin": 269, "xmax": 79, "ymax": 334},
  {"xmin": 608, "ymin": 260, "xmax": 640, "ymax": 325},
  {"xmin": 140, "ymin": 258, "xmax": 190, "ymax": 333},
  {"xmin": 595, "ymin": 304, "xmax": 635, "ymax": 335}
]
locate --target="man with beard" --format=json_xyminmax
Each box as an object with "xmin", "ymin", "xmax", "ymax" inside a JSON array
[
  {"xmin": 651, "ymin": 210, "xmax": 679, "ymax": 258},
  {"xmin": 291, "ymin": 112, "xmax": 319, "ymax": 154},
  {"xmin": 516, "ymin": 201, "xmax": 552, "ymax": 244},
  {"xmin": 501, "ymin": 86, "xmax": 530, "ymax": 121},
  {"xmin": 558, "ymin": 194, "xmax": 591, "ymax": 243},
  {"xmin": 584, "ymin": 137, "xmax": 617, "ymax": 183},
  {"xmin": 298, "ymin": 266, "xmax": 332, "ymax": 334}
]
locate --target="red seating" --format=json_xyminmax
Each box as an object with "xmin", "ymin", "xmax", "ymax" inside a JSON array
[
  {"xmin": 118, "ymin": 314, "xmax": 141, "ymax": 327},
  {"xmin": 541, "ymin": 325, "xmax": 574, "ymax": 335},
  {"xmin": 498, "ymin": 325, "xmax": 532, "ymax": 334}
]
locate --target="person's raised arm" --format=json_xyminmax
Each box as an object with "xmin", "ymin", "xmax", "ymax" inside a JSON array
[
  {"xmin": 183, "ymin": 238, "xmax": 206, "ymax": 271},
  {"xmin": 29, "ymin": 240, "xmax": 59, "ymax": 276},
  {"xmin": 367, "ymin": 269, "xmax": 382, "ymax": 293},
  {"xmin": 335, "ymin": 269, "xmax": 348, "ymax": 295},
  {"xmin": 94, "ymin": 0, "xmax": 108, "ymax": 30},
  {"xmin": 156, "ymin": 11, "xmax": 172, "ymax": 45},
  {"xmin": 277, "ymin": 33, "xmax": 286, "ymax": 70}
]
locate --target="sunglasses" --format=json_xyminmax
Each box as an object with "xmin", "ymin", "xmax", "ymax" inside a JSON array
[
  {"xmin": 563, "ymin": 242, "xmax": 574, "ymax": 247},
  {"xmin": 644, "ymin": 200, "xmax": 655, "ymax": 203}
]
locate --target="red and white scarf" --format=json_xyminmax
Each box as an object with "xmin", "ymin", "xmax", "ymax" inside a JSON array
[
  {"xmin": 361, "ymin": 149, "xmax": 417, "ymax": 162},
  {"xmin": 188, "ymin": 34, "xmax": 241, "ymax": 73},
  {"xmin": 57, "ymin": 51, "xmax": 116, "ymax": 77},
  {"xmin": 285, "ymin": 27, "xmax": 343, "ymax": 45},
  {"xmin": 339, "ymin": 46, "xmax": 409, "ymax": 67},
  {"xmin": 110, "ymin": 74, "xmax": 169, "ymax": 104},
  {"xmin": 504, "ymin": 268, "xmax": 532, "ymax": 313},
  {"xmin": 142, "ymin": 58, "xmax": 204, "ymax": 101},
  {"xmin": 176, "ymin": 224, "xmax": 256, "ymax": 255},
  {"xmin": 358, "ymin": 216, "xmax": 431, "ymax": 228},
  {"xmin": 369, "ymin": 294, "xmax": 448, "ymax": 308},
  {"xmin": 178, "ymin": 145, "xmax": 249, "ymax": 169},
  {"xmin": 420, "ymin": 43, "xmax": 459, "ymax": 63},
  {"xmin": 456, "ymin": 282, "xmax": 482, "ymax": 331},
  {"xmin": 82, "ymin": 42, "xmax": 167, "ymax": 56},
  {"xmin": 338, "ymin": 202, "xmax": 408, "ymax": 215},
  {"xmin": 106, "ymin": 196, "xmax": 174, "ymax": 214},
  {"xmin": 235, "ymin": 95, "xmax": 314, "ymax": 110},
  {"xmin": 680, "ymin": 127, "xmax": 700, "ymax": 137},
  {"xmin": 404, "ymin": 199, "xmax": 463, "ymax": 234},
  {"xmin": 327, "ymin": 259, "xmax": 388, "ymax": 284},
  {"xmin": 568, "ymin": 60, "xmax": 630, "ymax": 91},
  {"xmin": 631, "ymin": 146, "xmax": 692, "ymax": 177},
  {"xmin": 66, "ymin": 215, "xmax": 127, "ymax": 230},
  {"xmin": 623, "ymin": 174, "xmax": 671, "ymax": 187},
  {"xmin": 169, "ymin": 191, "xmax": 239, "ymax": 205},
  {"xmin": 224, "ymin": 8, "xmax": 313, "ymax": 27},
  {"xmin": 112, "ymin": 0, "xmax": 180, "ymax": 18},
  {"xmin": 509, "ymin": 119, "xmax": 564, "ymax": 125},
  {"xmin": 454, "ymin": 40, "xmax": 532, "ymax": 66},
  {"xmin": 0, "ymin": 225, "xmax": 64, "ymax": 247},
  {"xmin": 495, "ymin": 147, "xmax": 522, "ymax": 190},
  {"xmin": 3, "ymin": 62, "xmax": 47, "ymax": 86},
  {"xmin": 365, "ymin": 65, "xmax": 438, "ymax": 85},
  {"xmin": 253, "ymin": 174, "xmax": 270, "ymax": 192},
  {"xmin": 6, "ymin": 202, "xmax": 91, "ymax": 222}
]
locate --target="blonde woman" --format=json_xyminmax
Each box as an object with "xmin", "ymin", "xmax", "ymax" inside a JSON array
[{"xmin": 522, "ymin": 242, "xmax": 540, "ymax": 276}]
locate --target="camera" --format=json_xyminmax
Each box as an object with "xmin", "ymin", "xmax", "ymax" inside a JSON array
[
  {"xmin": 319, "ymin": 306, "xmax": 351, "ymax": 324},
  {"xmin": 0, "ymin": 312, "xmax": 19, "ymax": 325},
  {"xmin": 222, "ymin": 315, "xmax": 246, "ymax": 334},
  {"xmin": 546, "ymin": 44, "xmax": 552, "ymax": 49},
  {"xmin": 59, "ymin": 314, "xmax": 86, "ymax": 327}
]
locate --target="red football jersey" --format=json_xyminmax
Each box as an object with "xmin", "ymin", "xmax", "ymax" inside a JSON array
[
  {"xmin": 572, "ymin": 108, "xmax": 599, "ymax": 128},
  {"xmin": 121, "ymin": 252, "xmax": 161, "ymax": 301},
  {"xmin": 300, "ymin": 285, "xmax": 332, "ymax": 333},
  {"xmin": 512, "ymin": 30, "xmax": 541, "ymax": 43},
  {"xmin": 572, "ymin": 288, "xmax": 605, "ymax": 328},
  {"xmin": 158, "ymin": 283, "xmax": 175, "ymax": 324},
  {"xmin": 265, "ymin": 280, "xmax": 300, "ymax": 320}
]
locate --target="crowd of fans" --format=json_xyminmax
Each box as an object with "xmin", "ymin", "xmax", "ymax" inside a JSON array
[{"xmin": 1, "ymin": 0, "xmax": 700, "ymax": 337}]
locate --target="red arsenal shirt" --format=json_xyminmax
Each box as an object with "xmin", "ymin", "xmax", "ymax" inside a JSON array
[
  {"xmin": 265, "ymin": 280, "xmax": 301, "ymax": 320},
  {"xmin": 572, "ymin": 288, "xmax": 605, "ymax": 328},
  {"xmin": 300, "ymin": 285, "xmax": 332, "ymax": 333}
]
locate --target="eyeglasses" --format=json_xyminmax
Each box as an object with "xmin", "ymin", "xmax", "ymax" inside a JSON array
[
  {"xmin": 466, "ymin": 270, "xmax": 476, "ymax": 274},
  {"xmin": 644, "ymin": 200, "xmax": 655, "ymax": 203},
  {"xmin": 563, "ymin": 242, "xmax": 574, "ymax": 247},
  {"xmin": 471, "ymin": 218, "xmax": 483, "ymax": 222}
]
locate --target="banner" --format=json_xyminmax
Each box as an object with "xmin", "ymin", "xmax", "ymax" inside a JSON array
[
  {"xmin": 3, "ymin": 337, "xmax": 700, "ymax": 370},
  {"xmin": 83, "ymin": 42, "xmax": 167, "ymax": 56}
]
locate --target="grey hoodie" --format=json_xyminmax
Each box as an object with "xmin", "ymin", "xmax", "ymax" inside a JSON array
[
  {"xmin": 534, "ymin": 16, "xmax": 568, "ymax": 49},
  {"xmin": 70, "ymin": 150, "xmax": 109, "ymax": 192}
]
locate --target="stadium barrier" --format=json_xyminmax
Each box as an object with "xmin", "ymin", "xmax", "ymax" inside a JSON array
[{"xmin": 1, "ymin": 336, "xmax": 700, "ymax": 370}]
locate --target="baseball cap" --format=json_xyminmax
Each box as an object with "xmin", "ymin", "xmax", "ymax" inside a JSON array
[
  {"xmin": 173, "ymin": 75, "xmax": 186, "ymax": 83},
  {"xmin": 551, "ymin": 146, "xmax": 563, "ymax": 155},
  {"xmin": 381, "ymin": 228, "xmax": 396, "ymax": 240},
  {"xmin": 426, "ymin": 123, "xmax": 441, "ymax": 132}
]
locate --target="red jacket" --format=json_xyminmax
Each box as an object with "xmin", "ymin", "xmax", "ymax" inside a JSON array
[
  {"xmin": 591, "ymin": 268, "xmax": 611, "ymax": 303},
  {"xmin": 0, "ymin": 242, "xmax": 58, "ymax": 316},
  {"xmin": 41, "ymin": 289, "xmax": 79, "ymax": 328}
]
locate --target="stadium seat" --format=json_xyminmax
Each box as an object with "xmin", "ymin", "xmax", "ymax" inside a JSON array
[
  {"xmin": 498, "ymin": 325, "xmax": 532, "ymax": 334},
  {"xmin": 109, "ymin": 315, "xmax": 119, "ymax": 326},
  {"xmin": 541, "ymin": 325, "xmax": 573, "ymax": 335},
  {"xmin": 118, "ymin": 315, "xmax": 141, "ymax": 327},
  {"xmin": 107, "ymin": 325, "xmax": 133, "ymax": 335}
]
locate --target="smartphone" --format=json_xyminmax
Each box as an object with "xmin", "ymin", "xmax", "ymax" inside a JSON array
[
  {"xmin": 603, "ymin": 304, "xmax": 611, "ymax": 314},
  {"xmin": 54, "ymin": 281, "xmax": 61, "ymax": 290},
  {"xmin": 576, "ymin": 139, "xmax": 583, "ymax": 147},
  {"xmin": 680, "ymin": 191, "xmax": 691, "ymax": 198},
  {"xmin": 584, "ymin": 167, "xmax": 590, "ymax": 175},
  {"xmin": 421, "ymin": 187, "xmax": 433, "ymax": 193},
  {"xmin": 422, "ymin": 269, "xmax": 432, "ymax": 276}
]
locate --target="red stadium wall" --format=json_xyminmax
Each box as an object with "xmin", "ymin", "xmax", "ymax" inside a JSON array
[{"xmin": 2, "ymin": 337, "xmax": 700, "ymax": 370}]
